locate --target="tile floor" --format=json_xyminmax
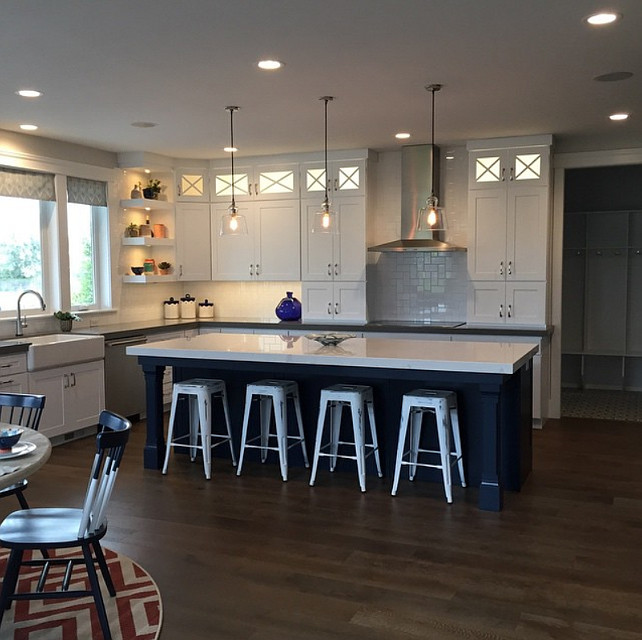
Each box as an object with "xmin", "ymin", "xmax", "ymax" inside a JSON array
[{"xmin": 561, "ymin": 388, "xmax": 642, "ymax": 422}]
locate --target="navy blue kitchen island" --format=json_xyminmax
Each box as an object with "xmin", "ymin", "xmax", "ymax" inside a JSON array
[{"xmin": 129, "ymin": 333, "xmax": 537, "ymax": 511}]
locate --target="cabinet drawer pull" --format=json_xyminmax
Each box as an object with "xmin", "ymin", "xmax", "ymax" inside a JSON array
[
  {"xmin": 64, "ymin": 374, "xmax": 70, "ymax": 389},
  {"xmin": 0, "ymin": 379, "xmax": 15, "ymax": 386},
  {"xmin": 70, "ymin": 373, "xmax": 76, "ymax": 387},
  {"xmin": 509, "ymin": 166, "xmax": 514, "ymax": 181},
  {"xmin": 334, "ymin": 263, "xmax": 339, "ymax": 276},
  {"xmin": 507, "ymin": 304, "xmax": 512, "ymax": 318},
  {"xmin": 249, "ymin": 264, "xmax": 254, "ymax": 276},
  {"xmin": 255, "ymin": 264, "xmax": 260, "ymax": 276},
  {"xmin": 327, "ymin": 263, "xmax": 332, "ymax": 277},
  {"xmin": 327, "ymin": 303, "xmax": 332, "ymax": 315},
  {"xmin": 335, "ymin": 302, "xmax": 340, "ymax": 315},
  {"xmin": 507, "ymin": 261, "xmax": 512, "ymax": 276},
  {"xmin": 501, "ymin": 167, "xmax": 506, "ymax": 182},
  {"xmin": 0, "ymin": 364, "xmax": 13, "ymax": 369},
  {"xmin": 499, "ymin": 261, "xmax": 504, "ymax": 276},
  {"xmin": 499, "ymin": 304, "xmax": 504, "ymax": 318}
]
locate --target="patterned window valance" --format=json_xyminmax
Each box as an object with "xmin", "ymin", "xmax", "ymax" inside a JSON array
[
  {"xmin": 0, "ymin": 167, "xmax": 56, "ymax": 201},
  {"xmin": 67, "ymin": 176, "xmax": 107, "ymax": 206}
]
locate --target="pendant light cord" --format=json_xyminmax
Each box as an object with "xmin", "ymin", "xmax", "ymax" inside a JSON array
[
  {"xmin": 226, "ymin": 106, "xmax": 238, "ymax": 210},
  {"xmin": 320, "ymin": 96, "xmax": 333, "ymax": 206}
]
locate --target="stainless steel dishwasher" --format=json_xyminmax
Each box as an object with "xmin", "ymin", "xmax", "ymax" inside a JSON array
[{"xmin": 104, "ymin": 335, "xmax": 148, "ymax": 419}]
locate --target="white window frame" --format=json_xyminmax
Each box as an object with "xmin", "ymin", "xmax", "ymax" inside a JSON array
[{"xmin": 0, "ymin": 153, "xmax": 114, "ymax": 318}]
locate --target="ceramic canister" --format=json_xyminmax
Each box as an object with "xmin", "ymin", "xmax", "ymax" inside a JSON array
[
  {"xmin": 197, "ymin": 299, "xmax": 214, "ymax": 318},
  {"xmin": 163, "ymin": 296, "xmax": 180, "ymax": 319},
  {"xmin": 180, "ymin": 293, "xmax": 196, "ymax": 319}
]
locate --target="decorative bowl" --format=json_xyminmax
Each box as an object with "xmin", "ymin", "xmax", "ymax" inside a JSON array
[
  {"xmin": 305, "ymin": 333, "xmax": 356, "ymax": 347},
  {"xmin": 131, "ymin": 266, "xmax": 145, "ymax": 275},
  {"xmin": 0, "ymin": 428, "xmax": 23, "ymax": 452}
]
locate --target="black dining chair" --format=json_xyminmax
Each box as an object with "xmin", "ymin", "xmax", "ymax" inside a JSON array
[
  {"xmin": 0, "ymin": 410, "xmax": 131, "ymax": 640},
  {"xmin": 0, "ymin": 392, "xmax": 46, "ymax": 509}
]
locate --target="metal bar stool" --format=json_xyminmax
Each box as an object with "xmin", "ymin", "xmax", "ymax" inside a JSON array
[
  {"xmin": 162, "ymin": 378, "xmax": 237, "ymax": 480},
  {"xmin": 391, "ymin": 389, "xmax": 466, "ymax": 503},
  {"xmin": 236, "ymin": 379, "xmax": 309, "ymax": 481},
  {"xmin": 309, "ymin": 384, "xmax": 382, "ymax": 492}
]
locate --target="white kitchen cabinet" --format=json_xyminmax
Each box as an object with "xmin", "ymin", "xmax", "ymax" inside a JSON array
[
  {"xmin": 467, "ymin": 281, "xmax": 546, "ymax": 325},
  {"xmin": 211, "ymin": 161, "xmax": 299, "ymax": 202},
  {"xmin": 466, "ymin": 137, "xmax": 551, "ymax": 327},
  {"xmin": 175, "ymin": 203, "xmax": 211, "ymax": 281},
  {"xmin": 301, "ymin": 281, "xmax": 366, "ymax": 323},
  {"xmin": 176, "ymin": 167, "xmax": 209, "ymax": 202},
  {"xmin": 467, "ymin": 185, "xmax": 548, "ymax": 281},
  {"xmin": 0, "ymin": 353, "xmax": 28, "ymax": 393},
  {"xmin": 468, "ymin": 146, "xmax": 549, "ymax": 189},
  {"xmin": 301, "ymin": 157, "xmax": 366, "ymax": 198},
  {"xmin": 211, "ymin": 200, "xmax": 300, "ymax": 281},
  {"xmin": 301, "ymin": 198, "xmax": 366, "ymax": 282},
  {"xmin": 28, "ymin": 359, "xmax": 105, "ymax": 439}
]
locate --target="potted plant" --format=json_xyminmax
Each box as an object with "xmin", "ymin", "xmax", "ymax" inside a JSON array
[
  {"xmin": 158, "ymin": 261, "xmax": 172, "ymax": 275},
  {"xmin": 143, "ymin": 178, "xmax": 162, "ymax": 200},
  {"xmin": 53, "ymin": 310, "xmax": 82, "ymax": 333},
  {"xmin": 125, "ymin": 222, "xmax": 139, "ymax": 237}
]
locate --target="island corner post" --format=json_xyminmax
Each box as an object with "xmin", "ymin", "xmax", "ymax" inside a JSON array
[{"xmin": 134, "ymin": 337, "xmax": 534, "ymax": 512}]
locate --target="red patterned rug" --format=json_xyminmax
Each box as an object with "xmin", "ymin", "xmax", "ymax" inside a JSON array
[{"xmin": 0, "ymin": 547, "xmax": 162, "ymax": 639}]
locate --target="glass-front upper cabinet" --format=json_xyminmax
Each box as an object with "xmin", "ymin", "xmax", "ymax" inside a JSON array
[
  {"xmin": 301, "ymin": 158, "xmax": 366, "ymax": 198},
  {"xmin": 176, "ymin": 168, "xmax": 209, "ymax": 202},
  {"xmin": 469, "ymin": 146, "xmax": 550, "ymax": 189},
  {"xmin": 210, "ymin": 162, "xmax": 299, "ymax": 201}
]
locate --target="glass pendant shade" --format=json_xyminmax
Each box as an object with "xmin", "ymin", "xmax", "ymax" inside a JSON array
[
  {"xmin": 219, "ymin": 106, "xmax": 247, "ymax": 236},
  {"xmin": 416, "ymin": 194, "xmax": 446, "ymax": 233},
  {"xmin": 220, "ymin": 203, "xmax": 248, "ymax": 236},
  {"xmin": 312, "ymin": 198, "xmax": 337, "ymax": 233}
]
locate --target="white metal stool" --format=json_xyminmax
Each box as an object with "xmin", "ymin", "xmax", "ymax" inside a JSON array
[
  {"xmin": 162, "ymin": 378, "xmax": 237, "ymax": 480},
  {"xmin": 391, "ymin": 389, "xmax": 466, "ymax": 503},
  {"xmin": 236, "ymin": 379, "xmax": 309, "ymax": 481},
  {"xmin": 309, "ymin": 384, "xmax": 383, "ymax": 492}
]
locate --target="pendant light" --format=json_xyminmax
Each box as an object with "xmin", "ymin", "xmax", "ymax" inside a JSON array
[
  {"xmin": 220, "ymin": 105, "xmax": 248, "ymax": 236},
  {"xmin": 312, "ymin": 96, "xmax": 337, "ymax": 233},
  {"xmin": 417, "ymin": 84, "xmax": 446, "ymax": 234}
]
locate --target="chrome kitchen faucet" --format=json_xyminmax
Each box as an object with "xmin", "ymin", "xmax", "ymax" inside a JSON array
[{"xmin": 15, "ymin": 289, "xmax": 46, "ymax": 337}]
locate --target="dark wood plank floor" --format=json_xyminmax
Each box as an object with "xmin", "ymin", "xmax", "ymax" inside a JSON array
[{"xmin": 4, "ymin": 416, "xmax": 642, "ymax": 640}]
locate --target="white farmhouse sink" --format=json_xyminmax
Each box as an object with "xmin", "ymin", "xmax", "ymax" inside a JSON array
[{"xmin": 26, "ymin": 334, "xmax": 105, "ymax": 371}]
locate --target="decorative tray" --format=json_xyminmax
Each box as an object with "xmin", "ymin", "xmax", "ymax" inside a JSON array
[{"xmin": 305, "ymin": 333, "xmax": 356, "ymax": 347}]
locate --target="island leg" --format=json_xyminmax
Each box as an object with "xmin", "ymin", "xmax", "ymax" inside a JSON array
[
  {"xmin": 478, "ymin": 383, "xmax": 503, "ymax": 511},
  {"xmin": 141, "ymin": 360, "xmax": 166, "ymax": 469}
]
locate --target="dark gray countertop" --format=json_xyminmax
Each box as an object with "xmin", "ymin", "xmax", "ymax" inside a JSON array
[{"xmin": 77, "ymin": 318, "xmax": 553, "ymax": 340}]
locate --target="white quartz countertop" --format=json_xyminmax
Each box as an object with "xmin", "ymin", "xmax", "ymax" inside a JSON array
[{"xmin": 127, "ymin": 332, "xmax": 538, "ymax": 375}]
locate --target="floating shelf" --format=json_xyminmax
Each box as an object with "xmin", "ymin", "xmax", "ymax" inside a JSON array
[
  {"xmin": 122, "ymin": 275, "xmax": 177, "ymax": 284},
  {"xmin": 120, "ymin": 198, "xmax": 173, "ymax": 210},
  {"xmin": 122, "ymin": 237, "xmax": 174, "ymax": 246}
]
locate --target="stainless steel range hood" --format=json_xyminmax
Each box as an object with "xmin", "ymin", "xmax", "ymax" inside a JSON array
[{"xmin": 368, "ymin": 144, "xmax": 465, "ymax": 253}]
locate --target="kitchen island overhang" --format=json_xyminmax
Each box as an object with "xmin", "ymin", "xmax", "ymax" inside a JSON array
[{"xmin": 129, "ymin": 333, "xmax": 538, "ymax": 511}]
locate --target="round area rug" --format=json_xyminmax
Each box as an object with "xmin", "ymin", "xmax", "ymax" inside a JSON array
[{"xmin": 0, "ymin": 547, "xmax": 162, "ymax": 640}]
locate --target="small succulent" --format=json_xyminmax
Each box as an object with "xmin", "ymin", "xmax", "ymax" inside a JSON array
[{"xmin": 53, "ymin": 310, "xmax": 82, "ymax": 322}]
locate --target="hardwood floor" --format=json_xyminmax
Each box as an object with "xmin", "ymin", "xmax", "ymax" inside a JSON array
[{"xmin": 4, "ymin": 416, "xmax": 642, "ymax": 639}]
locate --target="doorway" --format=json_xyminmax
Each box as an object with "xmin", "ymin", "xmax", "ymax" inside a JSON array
[{"xmin": 560, "ymin": 164, "xmax": 642, "ymax": 421}]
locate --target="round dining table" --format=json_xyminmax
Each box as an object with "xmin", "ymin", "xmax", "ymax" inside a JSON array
[{"xmin": 0, "ymin": 428, "xmax": 52, "ymax": 492}]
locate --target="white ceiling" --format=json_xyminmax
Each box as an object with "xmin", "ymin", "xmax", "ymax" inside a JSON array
[{"xmin": 2, "ymin": 0, "xmax": 641, "ymax": 161}]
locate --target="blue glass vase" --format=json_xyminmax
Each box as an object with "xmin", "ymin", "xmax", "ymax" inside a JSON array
[{"xmin": 275, "ymin": 291, "xmax": 302, "ymax": 321}]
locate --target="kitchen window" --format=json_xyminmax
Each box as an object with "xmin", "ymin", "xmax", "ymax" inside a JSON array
[{"xmin": 0, "ymin": 167, "xmax": 110, "ymax": 315}]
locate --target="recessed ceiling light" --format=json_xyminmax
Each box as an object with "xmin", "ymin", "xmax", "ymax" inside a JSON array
[
  {"xmin": 395, "ymin": 132, "xmax": 411, "ymax": 140},
  {"xmin": 257, "ymin": 59, "xmax": 284, "ymax": 70},
  {"xmin": 16, "ymin": 89, "xmax": 42, "ymax": 98},
  {"xmin": 131, "ymin": 121, "xmax": 158, "ymax": 128},
  {"xmin": 19, "ymin": 124, "xmax": 38, "ymax": 131},
  {"xmin": 609, "ymin": 112, "xmax": 629, "ymax": 121},
  {"xmin": 594, "ymin": 71, "xmax": 633, "ymax": 82},
  {"xmin": 585, "ymin": 11, "xmax": 620, "ymax": 25},
  {"xmin": 224, "ymin": 146, "xmax": 238, "ymax": 153}
]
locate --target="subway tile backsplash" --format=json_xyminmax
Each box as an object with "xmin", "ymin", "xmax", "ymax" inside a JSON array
[{"xmin": 367, "ymin": 251, "xmax": 467, "ymax": 322}]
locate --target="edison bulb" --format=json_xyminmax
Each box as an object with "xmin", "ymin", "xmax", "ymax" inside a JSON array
[
  {"xmin": 322, "ymin": 212, "xmax": 330, "ymax": 229},
  {"xmin": 427, "ymin": 207, "xmax": 438, "ymax": 227},
  {"xmin": 229, "ymin": 216, "xmax": 238, "ymax": 232}
]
